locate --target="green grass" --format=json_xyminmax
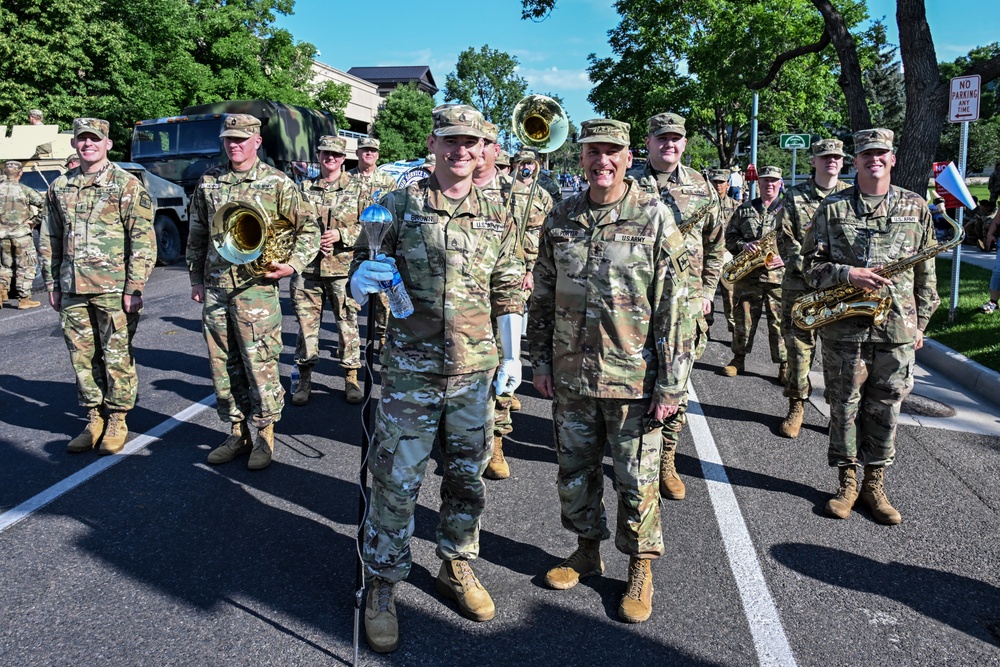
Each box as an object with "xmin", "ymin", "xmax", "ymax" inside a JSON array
[
  {"xmin": 967, "ymin": 183, "xmax": 989, "ymax": 202},
  {"xmin": 926, "ymin": 257, "xmax": 1000, "ymax": 372}
]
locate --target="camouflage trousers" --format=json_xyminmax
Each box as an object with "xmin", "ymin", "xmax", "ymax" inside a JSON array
[
  {"xmin": 732, "ymin": 280, "xmax": 786, "ymax": 363},
  {"xmin": 706, "ymin": 280, "xmax": 736, "ymax": 332},
  {"xmin": 363, "ymin": 368, "xmax": 495, "ymax": 583},
  {"xmin": 290, "ymin": 273, "xmax": 361, "ymax": 370},
  {"xmin": 660, "ymin": 392, "xmax": 690, "ymax": 455},
  {"xmin": 202, "ymin": 283, "xmax": 284, "ymax": 429},
  {"xmin": 0, "ymin": 235, "xmax": 37, "ymax": 296},
  {"xmin": 821, "ymin": 339, "xmax": 915, "ymax": 468},
  {"xmin": 59, "ymin": 292, "xmax": 140, "ymax": 411},
  {"xmin": 552, "ymin": 393, "xmax": 663, "ymax": 559},
  {"xmin": 780, "ymin": 286, "xmax": 816, "ymax": 400}
]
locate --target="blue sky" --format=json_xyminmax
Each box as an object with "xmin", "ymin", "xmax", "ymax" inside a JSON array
[{"xmin": 277, "ymin": 0, "xmax": 997, "ymax": 128}]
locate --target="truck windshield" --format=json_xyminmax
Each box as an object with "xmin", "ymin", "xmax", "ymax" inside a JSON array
[{"xmin": 133, "ymin": 119, "xmax": 222, "ymax": 158}]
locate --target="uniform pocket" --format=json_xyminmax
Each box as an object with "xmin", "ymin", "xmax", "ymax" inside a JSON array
[{"xmin": 371, "ymin": 416, "xmax": 403, "ymax": 482}]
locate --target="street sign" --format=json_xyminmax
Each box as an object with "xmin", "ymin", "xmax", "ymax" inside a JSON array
[
  {"xmin": 780, "ymin": 134, "xmax": 811, "ymax": 150},
  {"xmin": 949, "ymin": 75, "xmax": 981, "ymax": 123},
  {"xmin": 933, "ymin": 162, "xmax": 962, "ymax": 210}
]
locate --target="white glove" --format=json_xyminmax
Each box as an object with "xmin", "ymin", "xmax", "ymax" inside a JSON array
[
  {"xmin": 494, "ymin": 313, "xmax": 524, "ymax": 395},
  {"xmin": 350, "ymin": 255, "xmax": 395, "ymax": 306}
]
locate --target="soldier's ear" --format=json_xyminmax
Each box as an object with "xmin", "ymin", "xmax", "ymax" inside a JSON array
[{"xmin": 107, "ymin": 138, "xmax": 114, "ymax": 151}]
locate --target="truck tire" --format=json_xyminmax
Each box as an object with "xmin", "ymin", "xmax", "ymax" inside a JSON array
[{"xmin": 154, "ymin": 213, "xmax": 182, "ymax": 266}]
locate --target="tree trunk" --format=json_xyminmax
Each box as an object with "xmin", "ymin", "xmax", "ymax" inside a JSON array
[
  {"xmin": 894, "ymin": 0, "xmax": 948, "ymax": 194},
  {"xmin": 811, "ymin": 0, "xmax": 871, "ymax": 131}
]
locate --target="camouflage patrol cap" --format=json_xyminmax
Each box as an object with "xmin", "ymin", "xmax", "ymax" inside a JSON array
[
  {"xmin": 73, "ymin": 118, "xmax": 109, "ymax": 140},
  {"xmin": 357, "ymin": 137, "xmax": 380, "ymax": 151},
  {"xmin": 432, "ymin": 104, "xmax": 486, "ymax": 138},
  {"xmin": 758, "ymin": 165, "xmax": 783, "ymax": 180},
  {"xmin": 577, "ymin": 119, "xmax": 630, "ymax": 147},
  {"xmin": 647, "ymin": 112, "xmax": 686, "ymax": 137},
  {"xmin": 219, "ymin": 114, "xmax": 261, "ymax": 139},
  {"xmin": 513, "ymin": 147, "xmax": 539, "ymax": 163},
  {"xmin": 482, "ymin": 121, "xmax": 499, "ymax": 143},
  {"xmin": 708, "ymin": 168, "xmax": 729, "ymax": 182},
  {"xmin": 65, "ymin": 154, "xmax": 80, "ymax": 168},
  {"xmin": 853, "ymin": 128, "xmax": 893, "ymax": 154},
  {"xmin": 29, "ymin": 109, "xmax": 43, "ymax": 120},
  {"xmin": 3, "ymin": 160, "xmax": 23, "ymax": 172},
  {"xmin": 496, "ymin": 150, "xmax": 511, "ymax": 167},
  {"xmin": 812, "ymin": 138, "xmax": 845, "ymax": 158},
  {"xmin": 317, "ymin": 135, "xmax": 347, "ymax": 155}
]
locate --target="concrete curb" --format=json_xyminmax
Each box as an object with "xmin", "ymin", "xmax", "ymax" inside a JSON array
[{"xmin": 918, "ymin": 338, "xmax": 1000, "ymax": 411}]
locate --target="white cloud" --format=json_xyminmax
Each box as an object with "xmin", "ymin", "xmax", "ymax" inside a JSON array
[{"xmin": 516, "ymin": 66, "xmax": 591, "ymax": 91}]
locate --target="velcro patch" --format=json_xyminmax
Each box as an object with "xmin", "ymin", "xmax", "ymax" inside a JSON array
[
  {"xmin": 138, "ymin": 192, "xmax": 152, "ymax": 211},
  {"xmin": 552, "ymin": 228, "xmax": 585, "ymax": 238},
  {"xmin": 250, "ymin": 183, "xmax": 273, "ymax": 190},
  {"xmin": 472, "ymin": 219, "xmax": 505, "ymax": 232},
  {"xmin": 403, "ymin": 213, "xmax": 441, "ymax": 223},
  {"xmin": 614, "ymin": 233, "xmax": 652, "ymax": 244},
  {"xmin": 201, "ymin": 183, "xmax": 222, "ymax": 189},
  {"xmin": 891, "ymin": 216, "xmax": 919, "ymax": 223}
]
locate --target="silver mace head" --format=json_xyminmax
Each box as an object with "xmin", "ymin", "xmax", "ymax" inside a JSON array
[{"xmin": 360, "ymin": 202, "xmax": 393, "ymax": 255}]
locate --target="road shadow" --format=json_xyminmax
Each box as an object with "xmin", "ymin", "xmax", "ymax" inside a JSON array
[{"xmin": 771, "ymin": 542, "xmax": 1000, "ymax": 647}]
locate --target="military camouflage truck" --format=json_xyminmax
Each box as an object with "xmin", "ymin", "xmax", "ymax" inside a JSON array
[
  {"xmin": 115, "ymin": 162, "xmax": 190, "ymax": 266},
  {"xmin": 130, "ymin": 100, "xmax": 338, "ymax": 195},
  {"xmin": 0, "ymin": 122, "xmax": 75, "ymax": 190}
]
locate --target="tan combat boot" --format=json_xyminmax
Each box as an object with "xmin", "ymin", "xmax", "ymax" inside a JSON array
[
  {"xmin": 824, "ymin": 466, "xmax": 858, "ymax": 519},
  {"xmin": 0, "ymin": 286, "xmax": 7, "ymax": 308},
  {"xmin": 659, "ymin": 448, "xmax": 686, "ymax": 500},
  {"xmin": 619, "ymin": 557, "xmax": 654, "ymax": 623},
  {"xmin": 435, "ymin": 559, "xmax": 495, "ymax": 621},
  {"xmin": 779, "ymin": 398, "xmax": 805, "ymax": 439},
  {"xmin": 18, "ymin": 296, "xmax": 40, "ymax": 309},
  {"xmin": 364, "ymin": 579, "xmax": 398, "ymax": 653},
  {"xmin": 291, "ymin": 365, "xmax": 311, "ymax": 406},
  {"xmin": 206, "ymin": 421, "xmax": 251, "ymax": 464},
  {"xmin": 344, "ymin": 369, "xmax": 363, "ymax": 404},
  {"xmin": 67, "ymin": 407, "xmax": 105, "ymax": 453},
  {"xmin": 248, "ymin": 423, "xmax": 275, "ymax": 470},
  {"xmin": 722, "ymin": 355, "xmax": 744, "ymax": 377},
  {"xmin": 777, "ymin": 362, "xmax": 788, "ymax": 385},
  {"xmin": 99, "ymin": 412, "xmax": 129, "ymax": 454},
  {"xmin": 510, "ymin": 394, "xmax": 521, "ymax": 411},
  {"xmin": 544, "ymin": 536, "xmax": 604, "ymax": 590},
  {"xmin": 860, "ymin": 465, "xmax": 902, "ymax": 525},
  {"xmin": 483, "ymin": 435, "xmax": 510, "ymax": 480}
]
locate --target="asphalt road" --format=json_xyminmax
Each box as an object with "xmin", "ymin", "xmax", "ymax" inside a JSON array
[{"xmin": 1, "ymin": 263, "xmax": 998, "ymax": 666}]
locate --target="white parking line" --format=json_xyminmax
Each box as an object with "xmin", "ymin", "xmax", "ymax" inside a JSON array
[
  {"xmin": 687, "ymin": 383, "xmax": 798, "ymax": 667},
  {"xmin": 0, "ymin": 394, "xmax": 216, "ymax": 535}
]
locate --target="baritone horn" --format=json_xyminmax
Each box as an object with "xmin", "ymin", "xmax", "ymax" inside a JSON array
[
  {"xmin": 512, "ymin": 94, "xmax": 569, "ymax": 153},
  {"xmin": 213, "ymin": 200, "xmax": 297, "ymax": 277}
]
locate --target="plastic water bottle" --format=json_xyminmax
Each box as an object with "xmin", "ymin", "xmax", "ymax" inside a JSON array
[
  {"xmin": 290, "ymin": 366, "xmax": 300, "ymax": 394},
  {"xmin": 380, "ymin": 266, "xmax": 414, "ymax": 319}
]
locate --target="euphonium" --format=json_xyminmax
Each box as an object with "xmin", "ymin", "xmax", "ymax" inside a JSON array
[
  {"xmin": 213, "ymin": 200, "xmax": 297, "ymax": 277},
  {"xmin": 791, "ymin": 209, "xmax": 964, "ymax": 331},
  {"xmin": 722, "ymin": 228, "xmax": 779, "ymax": 284}
]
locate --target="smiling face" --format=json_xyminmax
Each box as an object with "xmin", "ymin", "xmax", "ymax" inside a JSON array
[
  {"xmin": 646, "ymin": 131, "xmax": 686, "ymax": 173},
  {"xmin": 758, "ymin": 177, "xmax": 782, "ymax": 203},
  {"xmin": 580, "ymin": 141, "xmax": 632, "ymax": 203},
  {"xmin": 428, "ymin": 133, "xmax": 484, "ymax": 182},
  {"xmin": 855, "ymin": 148, "xmax": 895, "ymax": 191},
  {"xmin": 358, "ymin": 147, "xmax": 379, "ymax": 169},
  {"xmin": 475, "ymin": 140, "xmax": 500, "ymax": 177},
  {"xmin": 71, "ymin": 133, "xmax": 113, "ymax": 171},
  {"xmin": 223, "ymin": 134, "xmax": 262, "ymax": 170},
  {"xmin": 319, "ymin": 150, "xmax": 346, "ymax": 179}
]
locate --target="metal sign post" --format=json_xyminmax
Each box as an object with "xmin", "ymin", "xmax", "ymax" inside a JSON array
[
  {"xmin": 780, "ymin": 134, "xmax": 811, "ymax": 188},
  {"xmin": 947, "ymin": 75, "xmax": 981, "ymax": 322},
  {"xmin": 749, "ymin": 92, "xmax": 759, "ymax": 201}
]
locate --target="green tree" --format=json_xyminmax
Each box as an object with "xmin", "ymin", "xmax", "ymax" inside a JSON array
[
  {"xmin": 312, "ymin": 80, "xmax": 352, "ymax": 129},
  {"xmin": 372, "ymin": 84, "xmax": 436, "ymax": 163},
  {"xmin": 444, "ymin": 45, "xmax": 527, "ymax": 148}
]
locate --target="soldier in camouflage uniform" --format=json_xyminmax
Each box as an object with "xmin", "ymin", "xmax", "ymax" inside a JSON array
[
  {"xmin": 496, "ymin": 149, "xmax": 511, "ymax": 176},
  {"xmin": 512, "ymin": 149, "xmax": 556, "ymax": 218},
  {"xmin": 775, "ymin": 139, "xmax": 850, "ymax": 438},
  {"xmin": 39, "ymin": 118, "xmax": 156, "ymax": 455},
  {"xmin": 472, "ymin": 121, "xmax": 546, "ymax": 480},
  {"xmin": 529, "ymin": 119, "xmax": 691, "ymax": 624},
  {"xmin": 629, "ymin": 112, "xmax": 724, "ymax": 502},
  {"xmin": 187, "ymin": 114, "xmax": 319, "ymax": 471},
  {"xmin": 0, "ymin": 161, "xmax": 44, "ymax": 309},
  {"xmin": 802, "ymin": 129, "xmax": 939, "ymax": 525},
  {"xmin": 707, "ymin": 169, "xmax": 740, "ymax": 333},
  {"xmin": 723, "ymin": 165, "xmax": 787, "ymax": 379},
  {"xmin": 349, "ymin": 137, "xmax": 398, "ymax": 345},
  {"xmin": 291, "ymin": 135, "xmax": 366, "ymax": 406},
  {"xmin": 349, "ymin": 105, "xmax": 523, "ymax": 653}
]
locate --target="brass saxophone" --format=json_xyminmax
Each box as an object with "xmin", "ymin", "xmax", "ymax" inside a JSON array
[
  {"xmin": 677, "ymin": 200, "xmax": 713, "ymax": 235},
  {"xmin": 791, "ymin": 209, "xmax": 963, "ymax": 330},
  {"xmin": 722, "ymin": 228, "xmax": 779, "ymax": 284}
]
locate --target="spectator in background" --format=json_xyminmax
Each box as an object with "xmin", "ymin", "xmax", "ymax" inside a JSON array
[
  {"xmin": 987, "ymin": 162, "xmax": 1000, "ymax": 206},
  {"xmin": 728, "ymin": 166, "xmax": 744, "ymax": 202},
  {"xmin": 980, "ymin": 207, "xmax": 1000, "ymax": 313}
]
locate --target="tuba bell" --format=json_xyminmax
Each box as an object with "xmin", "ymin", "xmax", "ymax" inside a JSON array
[
  {"xmin": 213, "ymin": 200, "xmax": 296, "ymax": 277},
  {"xmin": 512, "ymin": 94, "xmax": 569, "ymax": 153}
]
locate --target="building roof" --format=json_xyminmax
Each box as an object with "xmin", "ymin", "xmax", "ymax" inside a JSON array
[{"xmin": 347, "ymin": 66, "xmax": 438, "ymax": 93}]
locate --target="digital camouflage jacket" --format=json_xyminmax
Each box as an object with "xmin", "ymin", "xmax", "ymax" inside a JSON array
[
  {"xmin": 299, "ymin": 170, "xmax": 365, "ymax": 278},
  {"xmin": 777, "ymin": 177, "xmax": 851, "ymax": 291}
]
